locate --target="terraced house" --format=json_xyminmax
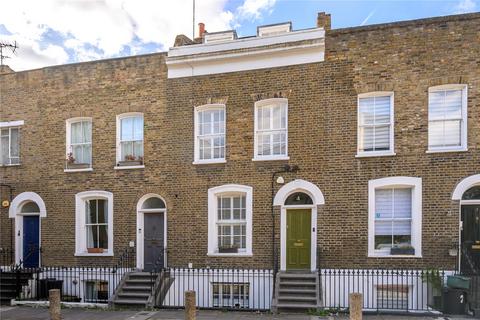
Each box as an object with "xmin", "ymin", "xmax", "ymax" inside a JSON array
[{"xmin": 1, "ymin": 11, "xmax": 480, "ymax": 313}]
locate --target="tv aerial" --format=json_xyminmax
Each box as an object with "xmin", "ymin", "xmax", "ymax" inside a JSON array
[{"xmin": 0, "ymin": 40, "xmax": 18, "ymax": 66}]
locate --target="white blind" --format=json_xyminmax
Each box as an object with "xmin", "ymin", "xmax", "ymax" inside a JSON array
[
  {"xmin": 358, "ymin": 95, "xmax": 391, "ymax": 152},
  {"xmin": 374, "ymin": 188, "xmax": 412, "ymax": 236},
  {"xmin": 428, "ymin": 89, "xmax": 463, "ymax": 148}
]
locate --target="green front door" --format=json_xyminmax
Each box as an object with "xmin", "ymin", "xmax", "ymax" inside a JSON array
[{"xmin": 286, "ymin": 209, "xmax": 311, "ymax": 270}]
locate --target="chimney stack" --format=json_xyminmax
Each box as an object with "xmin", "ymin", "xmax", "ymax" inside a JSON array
[
  {"xmin": 317, "ymin": 12, "xmax": 331, "ymax": 31},
  {"xmin": 198, "ymin": 23, "xmax": 206, "ymax": 38}
]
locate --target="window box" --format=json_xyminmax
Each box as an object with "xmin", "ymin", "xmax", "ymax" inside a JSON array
[
  {"xmin": 117, "ymin": 160, "xmax": 143, "ymax": 167},
  {"xmin": 218, "ymin": 246, "xmax": 239, "ymax": 253},
  {"xmin": 66, "ymin": 163, "xmax": 90, "ymax": 169},
  {"xmin": 390, "ymin": 246, "xmax": 415, "ymax": 255},
  {"xmin": 87, "ymin": 248, "xmax": 105, "ymax": 254}
]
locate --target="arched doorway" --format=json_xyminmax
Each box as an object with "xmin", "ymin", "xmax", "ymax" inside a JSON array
[
  {"xmin": 9, "ymin": 192, "xmax": 47, "ymax": 268},
  {"xmin": 273, "ymin": 179, "xmax": 325, "ymax": 272},
  {"xmin": 452, "ymin": 175, "xmax": 480, "ymax": 273},
  {"xmin": 136, "ymin": 194, "xmax": 167, "ymax": 271}
]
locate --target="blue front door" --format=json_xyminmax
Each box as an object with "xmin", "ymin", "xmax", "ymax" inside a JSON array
[{"xmin": 23, "ymin": 216, "xmax": 40, "ymax": 268}]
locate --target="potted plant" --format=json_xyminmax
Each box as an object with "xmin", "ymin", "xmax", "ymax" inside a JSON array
[
  {"xmin": 87, "ymin": 247, "xmax": 104, "ymax": 254},
  {"xmin": 218, "ymin": 245, "xmax": 239, "ymax": 253},
  {"xmin": 422, "ymin": 269, "xmax": 443, "ymax": 310},
  {"xmin": 65, "ymin": 152, "xmax": 90, "ymax": 169},
  {"xmin": 390, "ymin": 244, "xmax": 415, "ymax": 255},
  {"xmin": 118, "ymin": 154, "xmax": 143, "ymax": 166}
]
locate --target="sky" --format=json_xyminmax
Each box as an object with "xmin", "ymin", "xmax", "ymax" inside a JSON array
[{"xmin": 0, "ymin": 0, "xmax": 478, "ymax": 71}]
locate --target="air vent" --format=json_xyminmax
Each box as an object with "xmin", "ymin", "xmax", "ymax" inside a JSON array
[
  {"xmin": 258, "ymin": 22, "xmax": 292, "ymax": 37},
  {"xmin": 204, "ymin": 31, "xmax": 237, "ymax": 43}
]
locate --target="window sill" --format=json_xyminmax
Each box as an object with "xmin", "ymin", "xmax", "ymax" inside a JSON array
[
  {"xmin": 64, "ymin": 168, "xmax": 93, "ymax": 173},
  {"xmin": 368, "ymin": 253, "xmax": 422, "ymax": 259},
  {"xmin": 193, "ymin": 159, "xmax": 227, "ymax": 165},
  {"xmin": 75, "ymin": 252, "xmax": 113, "ymax": 257},
  {"xmin": 114, "ymin": 165, "xmax": 145, "ymax": 170},
  {"xmin": 252, "ymin": 156, "xmax": 289, "ymax": 162},
  {"xmin": 0, "ymin": 164, "xmax": 21, "ymax": 167},
  {"xmin": 207, "ymin": 252, "xmax": 253, "ymax": 257},
  {"xmin": 356, "ymin": 151, "xmax": 396, "ymax": 158},
  {"xmin": 426, "ymin": 148, "xmax": 468, "ymax": 154}
]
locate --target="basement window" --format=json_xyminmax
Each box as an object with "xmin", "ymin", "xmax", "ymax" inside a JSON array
[
  {"xmin": 212, "ymin": 283, "xmax": 250, "ymax": 308},
  {"xmin": 377, "ymin": 285, "xmax": 409, "ymax": 310},
  {"xmin": 85, "ymin": 280, "xmax": 108, "ymax": 303}
]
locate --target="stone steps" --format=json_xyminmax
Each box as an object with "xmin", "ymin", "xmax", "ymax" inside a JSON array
[{"xmin": 273, "ymin": 271, "xmax": 321, "ymax": 312}]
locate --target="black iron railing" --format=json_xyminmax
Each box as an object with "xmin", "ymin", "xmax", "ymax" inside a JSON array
[
  {"xmin": 320, "ymin": 269, "xmax": 451, "ymax": 313},
  {"xmin": 151, "ymin": 267, "xmax": 273, "ymax": 311}
]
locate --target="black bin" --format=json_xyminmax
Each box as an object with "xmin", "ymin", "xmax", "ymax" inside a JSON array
[
  {"xmin": 443, "ymin": 288, "xmax": 467, "ymax": 315},
  {"xmin": 39, "ymin": 278, "xmax": 63, "ymax": 299}
]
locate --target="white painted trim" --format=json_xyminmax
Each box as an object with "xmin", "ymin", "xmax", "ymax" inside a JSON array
[
  {"xmin": 136, "ymin": 194, "xmax": 167, "ymax": 270},
  {"xmin": 75, "ymin": 191, "xmax": 114, "ymax": 256},
  {"xmin": 253, "ymin": 98, "xmax": 288, "ymax": 161},
  {"xmin": 65, "ymin": 117, "xmax": 92, "ymax": 169},
  {"xmin": 115, "ymin": 112, "xmax": 144, "ymax": 164},
  {"xmin": 9, "ymin": 192, "xmax": 46, "ymax": 266},
  {"xmin": 193, "ymin": 104, "xmax": 226, "ymax": 164},
  {"xmin": 357, "ymin": 92, "xmax": 395, "ymax": 157},
  {"xmin": 452, "ymin": 174, "xmax": 480, "ymax": 200},
  {"xmin": 168, "ymin": 28, "xmax": 325, "ymax": 57},
  {"xmin": 280, "ymin": 206, "xmax": 317, "ymax": 271},
  {"xmin": 64, "ymin": 168, "xmax": 94, "ymax": 173},
  {"xmin": 258, "ymin": 23, "xmax": 292, "ymax": 37},
  {"xmin": 368, "ymin": 177, "xmax": 422, "ymax": 258},
  {"xmin": 0, "ymin": 120, "xmax": 24, "ymax": 127},
  {"xmin": 207, "ymin": 184, "xmax": 253, "ymax": 256},
  {"xmin": 113, "ymin": 165, "xmax": 145, "ymax": 170},
  {"xmin": 167, "ymin": 43, "xmax": 325, "ymax": 78},
  {"xmin": 427, "ymin": 84, "xmax": 468, "ymax": 153},
  {"xmin": 273, "ymin": 179, "xmax": 325, "ymax": 206}
]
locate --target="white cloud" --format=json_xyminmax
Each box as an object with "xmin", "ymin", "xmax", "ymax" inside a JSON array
[
  {"xmin": 454, "ymin": 0, "xmax": 477, "ymax": 13},
  {"xmin": 236, "ymin": 0, "xmax": 276, "ymax": 21},
  {"xmin": 0, "ymin": 0, "xmax": 246, "ymax": 71}
]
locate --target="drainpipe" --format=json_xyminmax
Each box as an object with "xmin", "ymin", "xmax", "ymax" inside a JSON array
[{"xmin": 271, "ymin": 165, "xmax": 299, "ymax": 274}]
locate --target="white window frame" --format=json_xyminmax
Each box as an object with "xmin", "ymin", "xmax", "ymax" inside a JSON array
[
  {"xmin": 0, "ymin": 120, "xmax": 24, "ymax": 166},
  {"xmin": 368, "ymin": 177, "xmax": 422, "ymax": 258},
  {"xmin": 75, "ymin": 190, "xmax": 113, "ymax": 256},
  {"xmin": 208, "ymin": 184, "xmax": 253, "ymax": 257},
  {"xmin": 253, "ymin": 98, "xmax": 289, "ymax": 161},
  {"xmin": 115, "ymin": 112, "xmax": 144, "ymax": 170},
  {"xmin": 356, "ymin": 92, "xmax": 395, "ymax": 158},
  {"xmin": 212, "ymin": 282, "xmax": 250, "ymax": 308},
  {"xmin": 65, "ymin": 117, "xmax": 93, "ymax": 172},
  {"xmin": 427, "ymin": 84, "xmax": 468, "ymax": 153},
  {"xmin": 193, "ymin": 104, "xmax": 226, "ymax": 164}
]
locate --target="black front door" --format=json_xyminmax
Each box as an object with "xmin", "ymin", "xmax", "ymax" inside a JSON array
[
  {"xmin": 144, "ymin": 213, "xmax": 164, "ymax": 272},
  {"xmin": 461, "ymin": 205, "xmax": 480, "ymax": 273}
]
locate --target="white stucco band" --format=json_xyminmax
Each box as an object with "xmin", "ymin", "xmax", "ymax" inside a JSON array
[
  {"xmin": 452, "ymin": 174, "xmax": 480, "ymax": 200},
  {"xmin": 273, "ymin": 179, "xmax": 325, "ymax": 206},
  {"xmin": 9, "ymin": 192, "xmax": 47, "ymax": 218}
]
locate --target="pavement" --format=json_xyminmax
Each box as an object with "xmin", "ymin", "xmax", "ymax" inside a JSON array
[{"xmin": 0, "ymin": 305, "xmax": 474, "ymax": 320}]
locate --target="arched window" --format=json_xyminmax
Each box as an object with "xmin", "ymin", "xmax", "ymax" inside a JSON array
[
  {"xmin": 462, "ymin": 186, "xmax": 480, "ymax": 200},
  {"xmin": 141, "ymin": 197, "xmax": 166, "ymax": 210},
  {"xmin": 284, "ymin": 192, "xmax": 313, "ymax": 205},
  {"xmin": 20, "ymin": 201, "xmax": 40, "ymax": 213}
]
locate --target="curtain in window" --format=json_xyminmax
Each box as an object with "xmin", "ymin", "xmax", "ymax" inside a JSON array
[
  {"xmin": 120, "ymin": 116, "xmax": 143, "ymax": 161},
  {"xmin": 358, "ymin": 95, "xmax": 391, "ymax": 152},
  {"xmin": 85, "ymin": 199, "xmax": 108, "ymax": 249},
  {"xmin": 70, "ymin": 121, "xmax": 92, "ymax": 164},
  {"xmin": 374, "ymin": 188, "xmax": 412, "ymax": 250},
  {"xmin": 256, "ymin": 103, "xmax": 287, "ymax": 157},
  {"xmin": 428, "ymin": 89, "xmax": 463, "ymax": 148},
  {"xmin": 197, "ymin": 108, "xmax": 225, "ymax": 160}
]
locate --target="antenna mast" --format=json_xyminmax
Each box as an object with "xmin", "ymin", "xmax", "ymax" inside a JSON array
[
  {"xmin": 0, "ymin": 40, "xmax": 18, "ymax": 66},
  {"xmin": 193, "ymin": 0, "xmax": 195, "ymax": 39}
]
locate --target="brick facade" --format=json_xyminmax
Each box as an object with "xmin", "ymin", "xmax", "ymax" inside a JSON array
[{"xmin": 1, "ymin": 13, "xmax": 479, "ymax": 270}]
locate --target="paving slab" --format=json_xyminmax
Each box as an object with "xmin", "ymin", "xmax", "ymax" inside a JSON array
[{"xmin": 0, "ymin": 306, "xmax": 476, "ymax": 320}]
